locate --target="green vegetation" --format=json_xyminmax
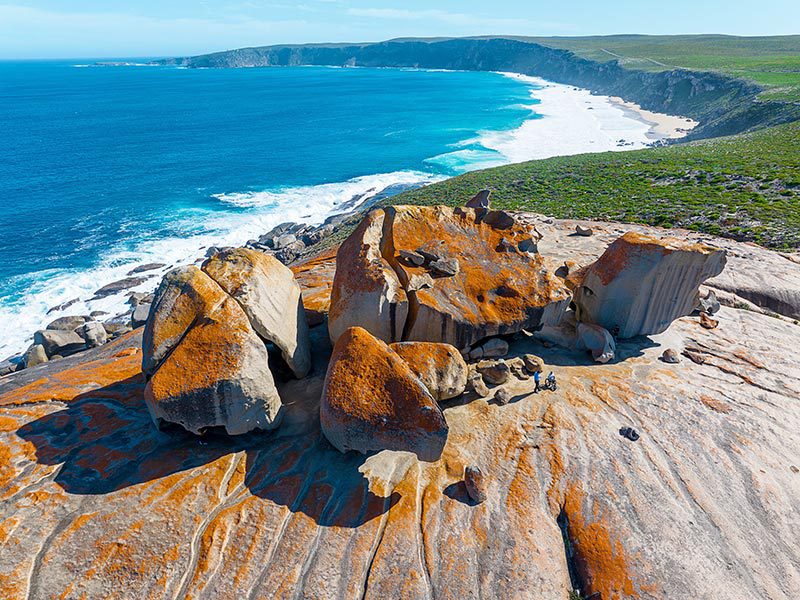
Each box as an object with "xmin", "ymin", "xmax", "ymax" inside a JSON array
[
  {"xmin": 524, "ymin": 35, "xmax": 800, "ymax": 101},
  {"xmin": 392, "ymin": 121, "xmax": 800, "ymax": 249}
]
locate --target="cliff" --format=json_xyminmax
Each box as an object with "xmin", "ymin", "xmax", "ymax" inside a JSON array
[{"xmin": 160, "ymin": 37, "xmax": 800, "ymax": 140}]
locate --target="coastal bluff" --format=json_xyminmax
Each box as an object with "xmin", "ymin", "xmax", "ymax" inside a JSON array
[{"xmin": 1, "ymin": 209, "xmax": 799, "ymax": 599}]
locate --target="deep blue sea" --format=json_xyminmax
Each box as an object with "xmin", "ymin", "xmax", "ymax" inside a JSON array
[{"xmin": 0, "ymin": 61, "xmax": 544, "ymax": 356}]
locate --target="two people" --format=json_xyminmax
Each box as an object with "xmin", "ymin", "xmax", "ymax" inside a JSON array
[{"xmin": 534, "ymin": 370, "xmax": 557, "ymax": 392}]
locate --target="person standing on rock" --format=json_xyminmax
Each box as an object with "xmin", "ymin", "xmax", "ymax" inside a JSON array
[{"xmin": 533, "ymin": 369, "xmax": 541, "ymax": 393}]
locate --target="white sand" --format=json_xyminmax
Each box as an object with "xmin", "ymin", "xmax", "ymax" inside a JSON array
[{"xmin": 479, "ymin": 73, "xmax": 698, "ymax": 164}]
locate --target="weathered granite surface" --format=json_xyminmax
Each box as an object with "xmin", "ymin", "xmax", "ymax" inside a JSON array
[{"xmin": 1, "ymin": 217, "xmax": 799, "ymax": 599}]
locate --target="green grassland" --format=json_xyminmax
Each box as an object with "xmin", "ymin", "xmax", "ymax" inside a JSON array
[
  {"xmin": 392, "ymin": 121, "xmax": 800, "ymax": 249},
  {"xmin": 523, "ymin": 35, "xmax": 800, "ymax": 101}
]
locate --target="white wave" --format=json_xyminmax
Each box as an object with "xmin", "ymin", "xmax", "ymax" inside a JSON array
[{"xmin": 0, "ymin": 170, "xmax": 443, "ymax": 359}]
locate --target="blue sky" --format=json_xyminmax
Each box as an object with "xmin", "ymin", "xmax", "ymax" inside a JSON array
[{"xmin": 0, "ymin": 1, "xmax": 798, "ymax": 58}]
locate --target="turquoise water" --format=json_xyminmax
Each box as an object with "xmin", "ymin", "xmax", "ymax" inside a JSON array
[{"xmin": 0, "ymin": 61, "xmax": 542, "ymax": 356}]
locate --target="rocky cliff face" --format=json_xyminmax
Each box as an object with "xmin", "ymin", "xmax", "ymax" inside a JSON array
[
  {"xmin": 1, "ymin": 216, "xmax": 799, "ymax": 599},
  {"xmin": 163, "ymin": 38, "xmax": 800, "ymax": 139}
]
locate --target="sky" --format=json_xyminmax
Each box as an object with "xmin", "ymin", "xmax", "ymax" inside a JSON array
[{"xmin": 0, "ymin": 1, "xmax": 798, "ymax": 59}]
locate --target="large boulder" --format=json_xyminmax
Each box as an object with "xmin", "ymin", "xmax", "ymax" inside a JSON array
[
  {"xmin": 573, "ymin": 232, "xmax": 726, "ymax": 338},
  {"xmin": 320, "ymin": 327, "xmax": 448, "ymax": 460},
  {"xmin": 390, "ymin": 341, "xmax": 468, "ymax": 401},
  {"xmin": 576, "ymin": 322, "xmax": 616, "ymax": 363},
  {"xmin": 142, "ymin": 266, "xmax": 283, "ymax": 435},
  {"xmin": 329, "ymin": 206, "xmax": 571, "ymax": 348},
  {"xmin": 46, "ymin": 315, "xmax": 91, "ymax": 331},
  {"xmin": 328, "ymin": 210, "xmax": 409, "ymax": 344},
  {"xmin": 33, "ymin": 329, "xmax": 85, "ymax": 357},
  {"xmin": 79, "ymin": 321, "xmax": 108, "ymax": 348},
  {"xmin": 202, "ymin": 248, "xmax": 311, "ymax": 378}
]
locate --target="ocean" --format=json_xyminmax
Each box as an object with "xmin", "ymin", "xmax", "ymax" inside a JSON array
[{"xmin": 0, "ymin": 61, "xmax": 658, "ymax": 358}]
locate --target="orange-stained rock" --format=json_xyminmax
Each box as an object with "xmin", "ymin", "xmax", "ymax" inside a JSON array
[
  {"xmin": 320, "ymin": 327, "xmax": 447, "ymax": 460},
  {"xmin": 390, "ymin": 341, "xmax": 468, "ymax": 401},
  {"xmin": 328, "ymin": 209, "xmax": 409, "ymax": 344},
  {"xmin": 202, "ymin": 247, "xmax": 311, "ymax": 378},
  {"xmin": 291, "ymin": 247, "xmax": 337, "ymax": 327},
  {"xmin": 328, "ymin": 205, "xmax": 572, "ymax": 348},
  {"xmin": 142, "ymin": 266, "xmax": 226, "ymax": 377},
  {"xmin": 573, "ymin": 232, "xmax": 726, "ymax": 338},
  {"xmin": 142, "ymin": 266, "xmax": 282, "ymax": 435}
]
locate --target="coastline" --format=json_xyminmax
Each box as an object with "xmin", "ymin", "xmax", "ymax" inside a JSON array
[
  {"xmin": 490, "ymin": 74, "xmax": 697, "ymax": 162},
  {"xmin": 608, "ymin": 96, "xmax": 698, "ymax": 140},
  {"xmin": 0, "ymin": 69, "xmax": 699, "ymax": 362}
]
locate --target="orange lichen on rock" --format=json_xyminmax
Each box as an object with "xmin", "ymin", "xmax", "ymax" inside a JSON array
[
  {"xmin": 563, "ymin": 485, "xmax": 640, "ymax": 599},
  {"xmin": 291, "ymin": 246, "xmax": 337, "ymax": 326},
  {"xmin": 390, "ymin": 341, "xmax": 468, "ymax": 401},
  {"xmin": 144, "ymin": 293, "xmax": 283, "ymax": 435},
  {"xmin": 320, "ymin": 326, "xmax": 448, "ymax": 460},
  {"xmin": 0, "ymin": 334, "xmax": 142, "ymax": 407},
  {"xmin": 328, "ymin": 205, "xmax": 571, "ymax": 348},
  {"xmin": 328, "ymin": 209, "xmax": 409, "ymax": 343}
]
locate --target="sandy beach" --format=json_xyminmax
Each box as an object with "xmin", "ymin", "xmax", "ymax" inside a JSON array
[
  {"xmin": 608, "ymin": 96, "xmax": 698, "ymax": 139},
  {"xmin": 484, "ymin": 73, "xmax": 698, "ymax": 163}
]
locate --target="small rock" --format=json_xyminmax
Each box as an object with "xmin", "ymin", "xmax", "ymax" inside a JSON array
[
  {"xmin": 493, "ymin": 388, "xmax": 511, "ymax": 405},
  {"xmin": 0, "ymin": 358, "xmax": 20, "ymax": 376},
  {"xmin": 46, "ymin": 298, "xmax": 80, "ymax": 315},
  {"xmin": 518, "ymin": 237, "xmax": 538, "ymax": 253},
  {"xmin": 416, "ymin": 245, "xmax": 442, "ymax": 263},
  {"xmin": 497, "ymin": 237, "xmax": 517, "ymax": 253},
  {"xmin": 575, "ymin": 225, "xmax": 593, "ymax": 237},
  {"xmin": 46, "ymin": 315, "xmax": 91, "ymax": 331},
  {"xmin": 272, "ymin": 233, "xmax": 298, "ymax": 251},
  {"xmin": 407, "ymin": 273, "xmax": 434, "ymax": 292},
  {"xmin": 127, "ymin": 262, "xmax": 166, "ymax": 276},
  {"xmin": 23, "ymin": 344, "xmax": 48, "ymax": 368},
  {"xmin": 476, "ymin": 360, "xmax": 510, "ymax": 385},
  {"xmin": 132, "ymin": 303, "xmax": 152, "ymax": 328},
  {"xmin": 127, "ymin": 292, "xmax": 154, "ymax": 308},
  {"xmin": 700, "ymin": 312, "xmax": 719, "ymax": 329},
  {"xmin": 465, "ymin": 189, "xmax": 491, "ymax": 209},
  {"xmin": 205, "ymin": 246, "xmax": 222, "ymax": 258},
  {"xmin": 464, "ymin": 465, "xmax": 487, "ymax": 503},
  {"xmin": 507, "ymin": 357, "xmax": 530, "ymax": 380},
  {"xmin": 468, "ymin": 346, "xmax": 484, "ymax": 361},
  {"xmin": 93, "ymin": 277, "xmax": 149, "ymax": 299},
  {"xmin": 399, "ymin": 249, "xmax": 426, "ymax": 267},
  {"xmin": 619, "ymin": 426, "xmax": 640, "ymax": 442},
  {"xmin": 698, "ymin": 290, "xmax": 721, "ymax": 316},
  {"xmin": 480, "ymin": 338, "xmax": 509, "ymax": 359},
  {"xmin": 429, "ymin": 258, "xmax": 459, "ymax": 277},
  {"xmin": 90, "ymin": 310, "xmax": 109, "ymax": 318},
  {"xmin": 80, "ymin": 321, "xmax": 108, "ymax": 348},
  {"xmin": 274, "ymin": 239, "xmax": 306, "ymax": 264},
  {"xmin": 33, "ymin": 329, "xmax": 85, "ymax": 358},
  {"xmin": 660, "ymin": 348, "xmax": 681, "ymax": 364},
  {"xmin": 302, "ymin": 224, "xmax": 335, "ymax": 246},
  {"xmin": 104, "ymin": 322, "xmax": 132, "ymax": 338},
  {"xmin": 522, "ymin": 354, "xmax": 545, "ymax": 374},
  {"xmin": 468, "ymin": 369, "xmax": 490, "ymax": 397}
]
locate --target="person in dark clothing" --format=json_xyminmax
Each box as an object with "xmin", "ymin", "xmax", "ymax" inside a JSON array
[{"xmin": 533, "ymin": 370, "xmax": 541, "ymax": 392}]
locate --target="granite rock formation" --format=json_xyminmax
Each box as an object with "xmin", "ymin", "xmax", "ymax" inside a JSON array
[
  {"xmin": 143, "ymin": 266, "xmax": 283, "ymax": 435},
  {"xmin": 390, "ymin": 341, "xmax": 468, "ymax": 401},
  {"xmin": 1, "ymin": 214, "xmax": 799, "ymax": 599},
  {"xmin": 572, "ymin": 232, "xmax": 726, "ymax": 338},
  {"xmin": 329, "ymin": 205, "xmax": 571, "ymax": 349},
  {"xmin": 320, "ymin": 327, "xmax": 448, "ymax": 460},
  {"xmin": 203, "ymin": 248, "xmax": 311, "ymax": 378}
]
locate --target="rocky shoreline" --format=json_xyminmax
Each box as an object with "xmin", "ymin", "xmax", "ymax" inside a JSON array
[{"xmin": 1, "ymin": 194, "xmax": 799, "ymax": 598}]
